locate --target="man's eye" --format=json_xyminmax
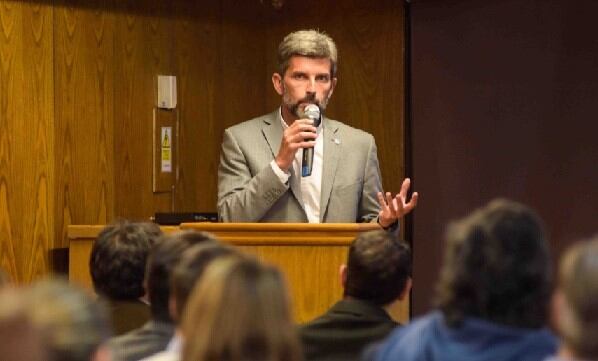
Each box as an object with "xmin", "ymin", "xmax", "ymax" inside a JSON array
[
  {"xmin": 293, "ymin": 74, "xmax": 307, "ymax": 80},
  {"xmin": 316, "ymin": 75, "xmax": 330, "ymax": 82}
]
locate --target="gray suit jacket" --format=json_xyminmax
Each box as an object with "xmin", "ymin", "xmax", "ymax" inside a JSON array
[{"xmin": 217, "ymin": 110, "xmax": 384, "ymax": 224}]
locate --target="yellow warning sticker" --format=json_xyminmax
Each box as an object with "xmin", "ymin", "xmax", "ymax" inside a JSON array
[{"xmin": 161, "ymin": 127, "xmax": 172, "ymax": 173}]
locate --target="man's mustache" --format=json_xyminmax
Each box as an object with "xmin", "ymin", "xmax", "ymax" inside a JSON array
[{"xmin": 297, "ymin": 93, "xmax": 318, "ymax": 105}]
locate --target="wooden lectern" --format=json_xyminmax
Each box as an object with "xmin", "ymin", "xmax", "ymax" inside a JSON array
[{"xmin": 68, "ymin": 223, "xmax": 409, "ymax": 323}]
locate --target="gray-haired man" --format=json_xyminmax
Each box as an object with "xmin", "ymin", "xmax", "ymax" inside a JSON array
[{"xmin": 218, "ymin": 29, "xmax": 417, "ymax": 227}]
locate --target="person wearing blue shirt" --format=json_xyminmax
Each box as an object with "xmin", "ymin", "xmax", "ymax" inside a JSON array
[{"xmin": 366, "ymin": 199, "xmax": 558, "ymax": 361}]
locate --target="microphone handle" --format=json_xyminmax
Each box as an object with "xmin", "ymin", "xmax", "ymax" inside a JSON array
[
  {"xmin": 302, "ymin": 147, "xmax": 314, "ymax": 177},
  {"xmin": 301, "ymin": 113, "xmax": 319, "ymax": 177}
]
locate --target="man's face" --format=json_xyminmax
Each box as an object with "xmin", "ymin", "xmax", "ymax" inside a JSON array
[{"xmin": 273, "ymin": 56, "xmax": 337, "ymax": 118}]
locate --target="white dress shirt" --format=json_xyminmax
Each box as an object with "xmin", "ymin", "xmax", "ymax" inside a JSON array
[
  {"xmin": 270, "ymin": 108, "xmax": 323, "ymax": 223},
  {"xmin": 138, "ymin": 333, "xmax": 182, "ymax": 361}
]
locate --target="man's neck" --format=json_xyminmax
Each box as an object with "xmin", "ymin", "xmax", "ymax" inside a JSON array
[{"xmin": 343, "ymin": 295, "xmax": 397, "ymax": 314}]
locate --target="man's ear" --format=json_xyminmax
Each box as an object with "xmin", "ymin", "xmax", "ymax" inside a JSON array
[
  {"xmin": 398, "ymin": 277, "xmax": 412, "ymax": 301},
  {"xmin": 272, "ymin": 73, "xmax": 284, "ymax": 95},
  {"xmin": 324, "ymin": 77, "xmax": 337, "ymax": 103},
  {"xmin": 339, "ymin": 264, "xmax": 348, "ymax": 289},
  {"xmin": 330, "ymin": 77, "xmax": 338, "ymax": 95}
]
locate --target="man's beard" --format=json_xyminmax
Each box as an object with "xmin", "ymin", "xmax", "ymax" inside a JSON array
[{"xmin": 282, "ymin": 86, "xmax": 330, "ymax": 118}]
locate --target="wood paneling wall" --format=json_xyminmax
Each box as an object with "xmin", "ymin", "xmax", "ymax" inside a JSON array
[
  {"xmin": 0, "ymin": 0, "xmax": 406, "ymax": 284},
  {"xmin": 54, "ymin": 3, "xmax": 115, "ymax": 249},
  {"xmin": 409, "ymin": 0, "xmax": 598, "ymax": 315},
  {"xmin": 0, "ymin": 1, "xmax": 54, "ymax": 282}
]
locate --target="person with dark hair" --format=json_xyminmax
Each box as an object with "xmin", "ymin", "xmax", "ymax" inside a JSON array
[
  {"xmin": 90, "ymin": 220, "xmax": 163, "ymax": 335},
  {"xmin": 368, "ymin": 199, "xmax": 557, "ymax": 361},
  {"xmin": 140, "ymin": 242, "xmax": 240, "ymax": 361},
  {"xmin": 549, "ymin": 234, "xmax": 598, "ymax": 361},
  {"xmin": 217, "ymin": 29, "xmax": 417, "ymax": 228},
  {"xmin": 299, "ymin": 230, "xmax": 411, "ymax": 361},
  {"xmin": 109, "ymin": 230, "xmax": 217, "ymax": 361}
]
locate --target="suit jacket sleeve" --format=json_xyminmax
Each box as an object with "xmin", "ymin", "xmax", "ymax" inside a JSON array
[
  {"xmin": 359, "ymin": 135, "xmax": 383, "ymax": 223},
  {"xmin": 217, "ymin": 128, "xmax": 289, "ymax": 222},
  {"xmin": 361, "ymin": 136, "xmax": 400, "ymax": 234}
]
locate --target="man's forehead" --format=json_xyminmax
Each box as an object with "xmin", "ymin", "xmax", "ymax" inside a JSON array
[{"xmin": 287, "ymin": 55, "xmax": 332, "ymax": 73}]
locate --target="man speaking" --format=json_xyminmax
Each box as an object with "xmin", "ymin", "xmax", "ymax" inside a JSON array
[{"xmin": 217, "ymin": 29, "xmax": 417, "ymax": 229}]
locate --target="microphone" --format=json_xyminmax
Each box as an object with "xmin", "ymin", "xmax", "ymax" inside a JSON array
[{"xmin": 300, "ymin": 104, "xmax": 321, "ymax": 177}]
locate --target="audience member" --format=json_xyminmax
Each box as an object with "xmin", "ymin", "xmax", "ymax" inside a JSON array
[
  {"xmin": 299, "ymin": 229, "xmax": 411, "ymax": 361},
  {"xmin": 0, "ymin": 288, "xmax": 47, "ymax": 361},
  {"xmin": 110, "ymin": 230, "xmax": 217, "ymax": 361},
  {"xmin": 367, "ymin": 199, "xmax": 557, "ymax": 361},
  {"xmin": 140, "ymin": 242, "xmax": 240, "ymax": 361},
  {"xmin": 549, "ymin": 234, "xmax": 598, "ymax": 361},
  {"xmin": 181, "ymin": 257, "xmax": 302, "ymax": 361},
  {"xmin": 90, "ymin": 220, "xmax": 162, "ymax": 335},
  {"xmin": 23, "ymin": 278, "xmax": 112, "ymax": 361}
]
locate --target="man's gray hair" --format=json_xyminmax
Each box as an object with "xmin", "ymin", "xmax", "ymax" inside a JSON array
[{"xmin": 277, "ymin": 29, "xmax": 338, "ymax": 77}]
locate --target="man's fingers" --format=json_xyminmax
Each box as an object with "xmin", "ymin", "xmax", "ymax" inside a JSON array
[
  {"xmin": 291, "ymin": 119, "xmax": 316, "ymax": 131},
  {"xmin": 297, "ymin": 140, "xmax": 316, "ymax": 148},
  {"xmin": 377, "ymin": 192, "xmax": 390, "ymax": 210},
  {"xmin": 399, "ymin": 178, "xmax": 411, "ymax": 197},
  {"xmin": 297, "ymin": 131, "xmax": 318, "ymax": 140},
  {"xmin": 385, "ymin": 192, "xmax": 396, "ymax": 216},
  {"xmin": 405, "ymin": 191, "xmax": 419, "ymax": 211},
  {"xmin": 285, "ymin": 132, "xmax": 317, "ymax": 145},
  {"xmin": 392, "ymin": 195, "xmax": 404, "ymax": 213}
]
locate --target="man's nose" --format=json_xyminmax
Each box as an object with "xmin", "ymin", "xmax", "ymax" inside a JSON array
[{"xmin": 306, "ymin": 78, "xmax": 316, "ymax": 92}]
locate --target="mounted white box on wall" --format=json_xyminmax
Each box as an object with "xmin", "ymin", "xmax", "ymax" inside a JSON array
[{"xmin": 157, "ymin": 75, "xmax": 177, "ymax": 109}]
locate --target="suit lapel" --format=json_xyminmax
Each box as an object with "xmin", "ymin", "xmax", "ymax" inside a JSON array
[
  {"xmin": 320, "ymin": 117, "xmax": 341, "ymax": 221},
  {"xmin": 261, "ymin": 110, "xmax": 304, "ymax": 209},
  {"xmin": 262, "ymin": 110, "xmax": 282, "ymax": 158}
]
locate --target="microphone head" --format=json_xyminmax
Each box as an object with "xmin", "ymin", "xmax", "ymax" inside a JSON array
[{"xmin": 301, "ymin": 104, "xmax": 321, "ymax": 121}]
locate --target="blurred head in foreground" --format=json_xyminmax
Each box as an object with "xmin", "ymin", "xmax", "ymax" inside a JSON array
[
  {"xmin": 182, "ymin": 257, "xmax": 302, "ymax": 361},
  {"xmin": 553, "ymin": 234, "xmax": 598, "ymax": 360},
  {"xmin": 436, "ymin": 198, "xmax": 551, "ymax": 328}
]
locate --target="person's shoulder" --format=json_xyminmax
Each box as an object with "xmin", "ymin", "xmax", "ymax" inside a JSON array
[
  {"xmin": 530, "ymin": 328, "xmax": 559, "ymax": 353},
  {"xmin": 299, "ymin": 307, "xmax": 335, "ymax": 332},
  {"xmin": 369, "ymin": 312, "xmax": 439, "ymax": 359},
  {"xmin": 139, "ymin": 350, "xmax": 179, "ymax": 361},
  {"xmin": 388, "ymin": 311, "xmax": 438, "ymax": 339},
  {"xmin": 109, "ymin": 321, "xmax": 173, "ymax": 348},
  {"xmin": 225, "ymin": 110, "xmax": 279, "ymax": 134},
  {"xmin": 108, "ymin": 325, "xmax": 144, "ymax": 349},
  {"xmin": 327, "ymin": 118, "xmax": 375, "ymax": 142}
]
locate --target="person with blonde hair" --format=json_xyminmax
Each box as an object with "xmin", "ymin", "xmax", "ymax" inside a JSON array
[
  {"xmin": 181, "ymin": 257, "xmax": 302, "ymax": 361},
  {"xmin": 0, "ymin": 288, "xmax": 47, "ymax": 361},
  {"xmin": 549, "ymin": 234, "xmax": 598, "ymax": 361}
]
